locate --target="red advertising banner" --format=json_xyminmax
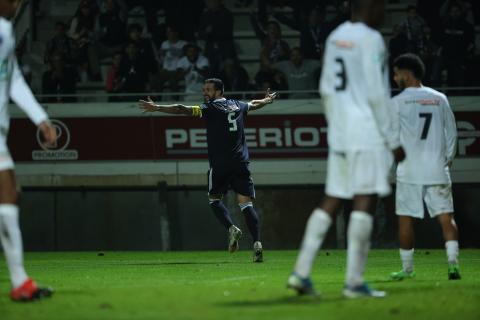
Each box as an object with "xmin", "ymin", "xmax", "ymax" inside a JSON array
[{"xmin": 7, "ymin": 112, "xmax": 480, "ymax": 161}]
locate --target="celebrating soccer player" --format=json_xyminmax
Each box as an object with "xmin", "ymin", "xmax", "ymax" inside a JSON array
[
  {"xmin": 389, "ymin": 53, "xmax": 460, "ymax": 281},
  {"xmin": 0, "ymin": 0, "xmax": 56, "ymax": 301},
  {"xmin": 139, "ymin": 78, "xmax": 277, "ymax": 262},
  {"xmin": 287, "ymin": 0, "xmax": 405, "ymax": 298}
]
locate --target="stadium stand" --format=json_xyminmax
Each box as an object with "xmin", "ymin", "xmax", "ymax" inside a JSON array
[{"xmin": 15, "ymin": 0, "xmax": 478, "ymax": 102}]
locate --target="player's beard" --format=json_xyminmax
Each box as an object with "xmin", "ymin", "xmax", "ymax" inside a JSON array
[{"xmin": 398, "ymin": 78, "xmax": 407, "ymax": 90}]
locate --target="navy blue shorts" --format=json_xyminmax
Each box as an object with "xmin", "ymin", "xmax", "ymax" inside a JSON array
[{"xmin": 207, "ymin": 162, "xmax": 255, "ymax": 199}]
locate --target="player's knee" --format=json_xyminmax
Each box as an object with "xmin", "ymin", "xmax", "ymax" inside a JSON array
[{"xmin": 438, "ymin": 213, "xmax": 456, "ymax": 229}]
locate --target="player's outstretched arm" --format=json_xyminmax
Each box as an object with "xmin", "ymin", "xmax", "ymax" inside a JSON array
[
  {"xmin": 139, "ymin": 97, "xmax": 198, "ymax": 116},
  {"xmin": 9, "ymin": 57, "xmax": 58, "ymax": 147},
  {"xmin": 248, "ymin": 88, "xmax": 278, "ymax": 111}
]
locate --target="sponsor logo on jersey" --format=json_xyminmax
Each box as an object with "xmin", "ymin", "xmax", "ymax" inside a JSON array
[
  {"xmin": 405, "ymin": 99, "xmax": 441, "ymax": 106},
  {"xmin": 32, "ymin": 119, "xmax": 78, "ymax": 160},
  {"xmin": 334, "ymin": 40, "xmax": 355, "ymax": 49}
]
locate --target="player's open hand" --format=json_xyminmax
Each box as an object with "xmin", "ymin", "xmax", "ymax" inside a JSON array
[
  {"xmin": 39, "ymin": 121, "xmax": 57, "ymax": 147},
  {"xmin": 264, "ymin": 88, "xmax": 278, "ymax": 104},
  {"xmin": 139, "ymin": 96, "xmax": 158, "ymax": 113}
]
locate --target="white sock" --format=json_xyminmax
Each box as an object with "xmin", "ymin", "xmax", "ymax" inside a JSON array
[
  {"xmin": 445, "ymin": 240, "xmax": 459, "ymax": 264},
  {"xmin": 345, "ymin": 211, "xmax": 373, "ymax": 288},
  {"xmin": 294, "ymin": 209, "xmax": 332, "ymax": 278},
  {"xmin": 400, "ymin": 248, "xmax": 414, "ymax": 273},
  {"xmin": 0, "ymin": 204, "xmax": 28, "ymax": 288}
]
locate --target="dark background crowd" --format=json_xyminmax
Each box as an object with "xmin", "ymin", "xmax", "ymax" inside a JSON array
[{"xmin": 37, "ymin": 0, "xmax": 480, "ymax": 102}]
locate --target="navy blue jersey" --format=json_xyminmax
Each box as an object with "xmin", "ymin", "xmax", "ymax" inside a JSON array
[{"xmin": 200, "ymin": 98, "xmax": 250, "ymax": 166}]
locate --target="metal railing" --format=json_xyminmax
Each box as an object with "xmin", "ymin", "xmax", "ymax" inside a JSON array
[{"xmin": 33, "ymin": 87, "xmax": 480, "ymax": 103}]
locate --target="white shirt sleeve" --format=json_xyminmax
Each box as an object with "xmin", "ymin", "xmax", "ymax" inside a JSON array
[
  {"xmin": 362, "ymin": 33, "xmax": 400, "ymax": 150},
  {"xmin": 443, "ymin": 98, "xmax": 457, "ymax": 162},
  {"xmin": 10, "ymin": 57, "xmax": 49, "ymax": 126}
]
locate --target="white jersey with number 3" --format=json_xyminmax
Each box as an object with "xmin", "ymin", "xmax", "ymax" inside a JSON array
[
  {"xmin": 393, "ymin": 86, "xmax": 457, "ymax": 185},
  {"xmin": 320, "ymin": 21, "xmax": 399, "ymax": 152}
]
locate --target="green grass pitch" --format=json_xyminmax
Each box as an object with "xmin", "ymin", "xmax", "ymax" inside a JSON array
[{"xmin": 1, "ymin": 250, "xmax": 479, "ymax": 320}]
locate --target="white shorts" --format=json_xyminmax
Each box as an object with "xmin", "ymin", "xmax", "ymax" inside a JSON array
[
  {"xmin": 396, "ymin": 182, "xmax": 454, "ymax": 218},
  {"xmin": 325, "ymin": 149, "xmax": 392, "ymax": 199},
  {"xmin": 0, "ymin": 132, "xmax": 14, "ymax": 171}
]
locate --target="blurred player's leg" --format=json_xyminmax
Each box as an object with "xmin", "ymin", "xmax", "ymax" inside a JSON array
[
  {"xmin": 0, "ymin": 170, "xmax": 27, "ymax": 288},
  {"xmin": 0, "ymin": 170, "xmax": 52, "ymax": 301},
  {"xmin": 288, "ymin": 196, "xmax": 339, "ymax": 296},
  {"xmin": 343, "ymin": 195, "xmax": 385, "ymax": 298},
  {"xmin": 437, "ymin": 213, "xmax": 461, "ymax": 279}
]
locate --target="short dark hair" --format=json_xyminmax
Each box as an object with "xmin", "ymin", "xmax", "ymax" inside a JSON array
[
  {"xmin": 393, "ymin": 53, "xmax": 426, "ymax": 80},
  {"xmin": 205, "ymin": 78, "xmax": 224, "ymax": 94}
]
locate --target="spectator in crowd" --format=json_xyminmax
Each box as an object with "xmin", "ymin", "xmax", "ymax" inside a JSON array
[
  {"xmin": 218, "ymin": 58, "xmax": 250, "ymax": 98},
  {"xmin": 399, "ymin": 5, "xmax": 427, "ymax": 54},
  {"xmin": 417, "ymin": 0, "xmax": 443, "ymax": 33},
  {"xmin": 176, "ymin": 44, "xmax": 210, "ymax": 100},
  {"xmin": 273, "ymin": 47, "xmax": 321, "ymax": 99},
  {"xmin": 126, "ymin": 23, "xmax": 157, "ymax": 74},
  {"xmin": 97, "ymin": 0, "xmax": 127, "ymax": 58},
  {"xmin": 45, "ymin": 21, "xmax": 76, "ymax": 65},
  {"xmin": 417, "ymin": 26, "xmax": 441, "ymax": 85},
  {"xmin": 198, "ymin": 0, "xmax": 236, "ymax": 74},
  {"xmin": 254, "ymin": 66, "xmax": 288, "ymax": 97},
  {"xmin": 150, "ymin": 26, "xmax": 187, "ymax": 98},
  {"xmin": 117, "ymin": 42, "xmax": 150, "ymax": 99},
  {"xmin": 389, "ymin": 23, "xmax": 409, "ymax": 84},
  {"xmin": 251, "ymin": 17, "xmax": 291, "ymax": 69},
  {"xmin": 440, "ymin": 0, "xmax": 475, "ymax": 25},
  {"xmin": 123, "ymin": 0, "xmax": 163, "ymax": 41},
  {"xmin": 274, "ymin": 7, "xmax": 330, "ymax": 60},
  {"xmin": 256, "ymin": 0, "xmax": 318, "ymax": 27},
  {"xmin": 164, "ymin": 0, "xmax": 204, "ymax": 41},
  {"xmin": 68, "ymin": 0, "xmax": 101, "ymax": 81},
  {"xmin": 42, "ymin": 53, "xmax": 77, "ymax": 103},
  {"xmin": 431, "ymin": 3, "xmax": 475, "ymax": 89},
  {"xmin": 105, "ymin": 51, "xmax": 124, "ymax": 101},
  {"xmin": 389, "ymin": 24, "xmax": 408, "ymax": 61}
]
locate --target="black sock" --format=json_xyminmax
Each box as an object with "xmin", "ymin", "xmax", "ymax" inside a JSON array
[
  {"xmin": 242, "ymin": 206, "xmax": 260, "ymax": 242},
  {"xmin": 209, "ymin": 200, "xmax": 234, "ymax": 229}
]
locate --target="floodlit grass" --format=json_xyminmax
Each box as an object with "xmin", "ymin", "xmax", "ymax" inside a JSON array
[{"xmin": 0, "ymin": 250, "xmax": 479, "ymax": 320}]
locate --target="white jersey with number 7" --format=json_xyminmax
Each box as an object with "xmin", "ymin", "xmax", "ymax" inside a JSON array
[
  {"xmin": 393, "ymin": 86, "xmax": 457, "ymax": 185},
  {"xmin": 320, "ymin": 21, "xmax": 399, "ymax": 152}
]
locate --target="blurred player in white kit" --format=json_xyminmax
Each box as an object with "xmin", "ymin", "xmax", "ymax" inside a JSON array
[
  {"xmin": 287, "ymin": 0, "xmax": 405, "ymax": 298},
  {"xmin": 389, "ymin": 53, "xmax": 461, "ymax": 281},
  {"xmin": 0, "ymin": 0, "xmax": 57, "ymax": 301}
]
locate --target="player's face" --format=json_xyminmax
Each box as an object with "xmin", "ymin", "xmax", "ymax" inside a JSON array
[
  {"xmin": 202, "ymin": 83, "xmax": 221, "ymax": 102},
  {"xmin": 393, "ymin": 67, "xmax": 408, "ymax": 90},
  {"xmin": 0, "ymin": 0, "xmax": 20, "ymax": 19}
]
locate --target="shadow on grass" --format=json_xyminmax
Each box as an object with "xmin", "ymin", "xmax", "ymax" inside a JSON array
[
  {"xmin": 118, "ymin": 261, "xmax": 234, "ymax": 266},
  {"xmin": 216, "ymin": 295, "xmax": 344, "ymax": 308}
]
